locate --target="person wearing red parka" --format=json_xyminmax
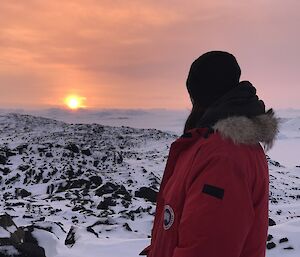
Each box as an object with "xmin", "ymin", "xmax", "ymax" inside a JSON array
[{"xmin": 139, "ymin": 51, "xmax": 278, "ymax": 257}]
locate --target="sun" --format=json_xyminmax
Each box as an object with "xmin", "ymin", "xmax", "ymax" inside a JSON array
[{"xmin": 64, "ymin": 95, "xmax": 85, "ymax": 110}]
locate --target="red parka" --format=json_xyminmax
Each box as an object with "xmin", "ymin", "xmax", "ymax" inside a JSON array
[{"xmin": 140, "ymin": 113, "xmax": 278, "ymax": 257}]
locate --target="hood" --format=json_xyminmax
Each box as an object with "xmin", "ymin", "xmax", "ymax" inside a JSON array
[
  {"xmin": 195, "ymin": 81, "xmax": 279, "ymax": 150},
  {"xmin": 213, "ymin": 109, "xmax": 279, "ymax": 150}
]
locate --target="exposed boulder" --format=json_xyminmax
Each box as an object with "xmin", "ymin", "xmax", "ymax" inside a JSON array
[
  {"xmin": 0, "ymin": 168, "xmax": 11, "ymax": 176},
  {"xmin": 95, "ymin": 182, "xmax": 119, "ymax": 197},
  {"xmin": 65, "ymin": 143, "xmax": 79, "ymax": 154},
  {"xmin": 97, "ymin": 197, "xmax": 117, "ymax": 210},
  {"xmin": 135, "ymin": 187, "xmax": 158, "ymax": 203},
  {"xmin": 17, "ymin": 165, "xmax": 30, "ymax": 172},
  {"xmin": 123, "ymin": 223, "xmax": 132, "ymax": 232},
  {"xmin": 112, "ymin": 185, "xmax": 132, "ymax": 201},
  {"xmin": 45, "ymin": 152, "xmax": 53, "ymax": 158},
  {"xmin": 114, "ymin": 152, "xmax": 123, "ymax": 164},
  {"xmin": 89, "ymin": 176, "xmax": 102, "ymax": 188},
  {"xmin": 65, "ymin": 226, "xmax": 78, "ymax": 248},
  {"xmin": 269, "ymin": 218, "xmax": 276, "ymax": 226},
  {"xmin": 266, "ymin": 242, "xmax": 276, "ymax": 250},
  {"xmin": 267, "ymin": 234, "xmax": 273, "ymax": 241},
  {"xmin": 0, "ymin": 154, "xmax": 7, "ymax": 165},
  {"xmin": 15, "ymin": 188, "xmax": 31, "ymax": 198},
  {"xmin": 279, "ymin": 237, "xmax": 289, "ymax": 243},
  {"xmin": 81, "ymin": 148, "xmax": 92, "ymax": 156},
  {"xmin": 15, "ymin": 144, "xmax": 28, "ymax": 155},
  {"xmin": 69, "ymin": 179, "xmax": 90, "ymax": 189},
  {"xmin": 0, "ymin": 214, "xmax": 46, "ymax": 257}
]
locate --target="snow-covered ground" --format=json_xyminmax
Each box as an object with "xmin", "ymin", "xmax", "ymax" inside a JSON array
[{"xmin": 0, "ymin": 109, "xmax": 299, "ymax": 257}]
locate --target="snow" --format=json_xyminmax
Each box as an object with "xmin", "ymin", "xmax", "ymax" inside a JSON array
[
  {"xmin": 54, "ymin": 230, "xmax": 150, "ymax": 257},
  {"xmin": 32, "ymin": 229, "xmax": 59, "ymax": 257},
  {"xmin": 0, "ymin": 227, "xmax": 10, "ymax": 238},
  {"xmin": 5, "ymin": 225, "xmax": 17, "ymax": 234},
  {"xmin": 267, "ymin": 218, "xmax": 300, "ymax": 256},
  {"xmin": 268, "ymin": 138, "xmax": 300, "ymax": 167}
]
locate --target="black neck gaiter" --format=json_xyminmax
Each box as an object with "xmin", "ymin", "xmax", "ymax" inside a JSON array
[{"xmin": 196, "ymin": 81, "xmax": 266, "ymax": 128}]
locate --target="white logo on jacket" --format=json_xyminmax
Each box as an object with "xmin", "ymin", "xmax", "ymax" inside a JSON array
[{"xmin": 163, "ymin": 205, "xmax": 175, "ymax": 230}]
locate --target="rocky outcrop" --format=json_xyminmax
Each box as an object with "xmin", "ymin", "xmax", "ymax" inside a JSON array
[
  {"xmin": 135, "ymin": 187, "xmax": 158, "ymax": 203},
  {"xmin": 0, "ymin": 214, "xmax": 46, "ymax": 257}
]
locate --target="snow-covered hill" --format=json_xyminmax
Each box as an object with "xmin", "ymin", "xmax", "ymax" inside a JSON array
[{"xmin": 0, "ymin": 113, "xmax": 299, "ymax": 257}]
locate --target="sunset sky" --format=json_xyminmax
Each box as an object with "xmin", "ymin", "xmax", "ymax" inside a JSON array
[{"xmin": 0, "ymin": 0, "xmax": 299, "ymax": 110}]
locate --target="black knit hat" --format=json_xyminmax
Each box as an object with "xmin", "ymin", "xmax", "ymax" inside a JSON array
[{"xmin": 186, "ymin": 51, "xmax": 241, "ymax": 107}]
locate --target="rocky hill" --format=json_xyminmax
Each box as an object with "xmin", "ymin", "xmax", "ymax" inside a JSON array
[{"xmin": 0, "ymin": 113, "xmax": 299, "ymax": 256}]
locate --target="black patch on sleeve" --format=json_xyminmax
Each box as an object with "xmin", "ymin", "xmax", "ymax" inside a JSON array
[{"xmin": 202, "ymin": 184, "xmax": 224, "ymax": 200}]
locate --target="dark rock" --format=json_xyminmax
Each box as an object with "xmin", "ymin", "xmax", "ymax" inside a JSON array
[
  {"xmin": 23, "ymin": 215, "xmax": 33, "ymax": 219},
  {"xmin": 56, "ymin": 183, "xmax": 68, "ymax": 193},
  {"xmin": 72, "ymin": 206, "xmax": 85, "ymax": 212},
  {"xmin": 16, "ymin": 242, "xmax": 46, "ymax": 257},
  {"xmin": 4, "ymin": 149, "xmax": 16, "ymax": 158},
  {"xmin": 114, "ymin": 152, "xmax": 123, "ymax": 164},
  {"xmin": 3, "ymin": 193, "xmax": 11, "ymax": 201},
  {"xmin": 266, "ymin": 242, "xmax": 276, "ymax": 249},
  {"xmin": 279, "ymin": 237, "xmax": 288, "ymax": 243},
  {"xmin": 123, "ymin": 223, "xmax": 132, "ymax": 231},
  {"xmin": 0, "ymin": 213, "xmax": 16, "ymax": 228},
  {"xmin": 86, "ymin": 226, "xmax": 99, "ymax": 238},
  {"xmin": 65, "ymin": 226, "xmax": 77, "ymax": 248},
  {"xmin": 89, "ymin": 176, "xmax": 102, "ymax": 188},
  {"xmin": 69, "ymin": 179, "xmax": 90, "ymax": 189},
  {"xmin": 135, "ymin": 187, "xmax": 158, "ymax": 203},
  {"xmin": 0, "ymin": 155, "xmax": 7, "ymax": 165},
  {"xmin": 15, "ymin": 188, "xmax": 31, "ymax": 198},
  {"xmin": 45, "ymin": 152, "xmax": 53, "ymax": 158},
  {"xmin": 66, "ymin": 165, "xmax": 75, "ymax": 179},
  {"xmin": 269, "ymin": 218, "xmax": 276, "ymax": 226},
  {"xmin": 6, "ymin": 202, "xmax": 25, "ymax": 207},
  {"xmin": 112, "ymin": 185, "xmax": 132, "ymax": 201},
  {"xmin": 81, "ymin": 148, "xmax": 92, "ymax": 156},
  {"xmin": 65, "ymin": 143, "xmax": 79, "ymax": 154},
  {"xmin": 93, "ymin": 160, "xmax": 99, "ymax": 167},
  {"xmin": 16, "ymin": 144, "xmax": 28, "ymax": 154},
  {"xmin": 283, "ymin": 246, "xmax": 294, "ymax": 250},
  {"xmin": 95, "ymin": 182, "xmax": 119, "ymax": 197},
  {"xmin": 97, "ymin": 197, "xmax": 117, "ymax": 210},
  {"xmin": 101, "ymin": 156, "xmax": 107, "ymax": 162},
  {"xmin": 0, "ymin": 214, "xmax": 21, "ymax": 245},
  {"xmin": 267, "ymin": 234, "xmax": 273, "ymax": 241},
  {"xmin": 18, "ymin": 165, "xmax": 30, "ymax": 172},
  {"xmin": 121, "ymin": 200, "xmax": 130, "ymax": 208},
  {"xmin": 47, "ymin": 184, "xmax": 55, "ymax": 194},
  {"xmin": 0, "ymin": 215, "xmax": 46, "ymax": 257},
  {"xmin": 0, "ymin": 168, "xmax": 11, "ymax": 175},
  {"xmin": 17, "ymin": 225, "xmax": 46, "ymax": 257},
  {"xmin": 37, "ymin": 147, "xmax": 47, "ymax": 153}
]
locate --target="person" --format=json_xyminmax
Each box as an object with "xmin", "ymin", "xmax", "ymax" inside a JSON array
[{"xmin": 139, "ymin": 51, "xmax": 278, "ymax": 257}]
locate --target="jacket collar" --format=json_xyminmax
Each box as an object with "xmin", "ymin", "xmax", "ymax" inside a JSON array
[
  {"xmin": 179, "ymin": 110, "xmax": 279, "ymax": 151},
  {"xmin": 212, "ymin": 110, "xmax": 279, "ymax": 150}
]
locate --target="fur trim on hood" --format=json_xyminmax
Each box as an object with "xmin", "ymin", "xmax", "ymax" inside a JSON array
[{"xmin": 213, "ymin": 110, "xmax": 279, "ymax": 150}]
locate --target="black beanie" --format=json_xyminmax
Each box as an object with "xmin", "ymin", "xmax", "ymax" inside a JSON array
[{"xmin": 186, "ymin": 51, "xmax": 241, "ymax": 107}]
